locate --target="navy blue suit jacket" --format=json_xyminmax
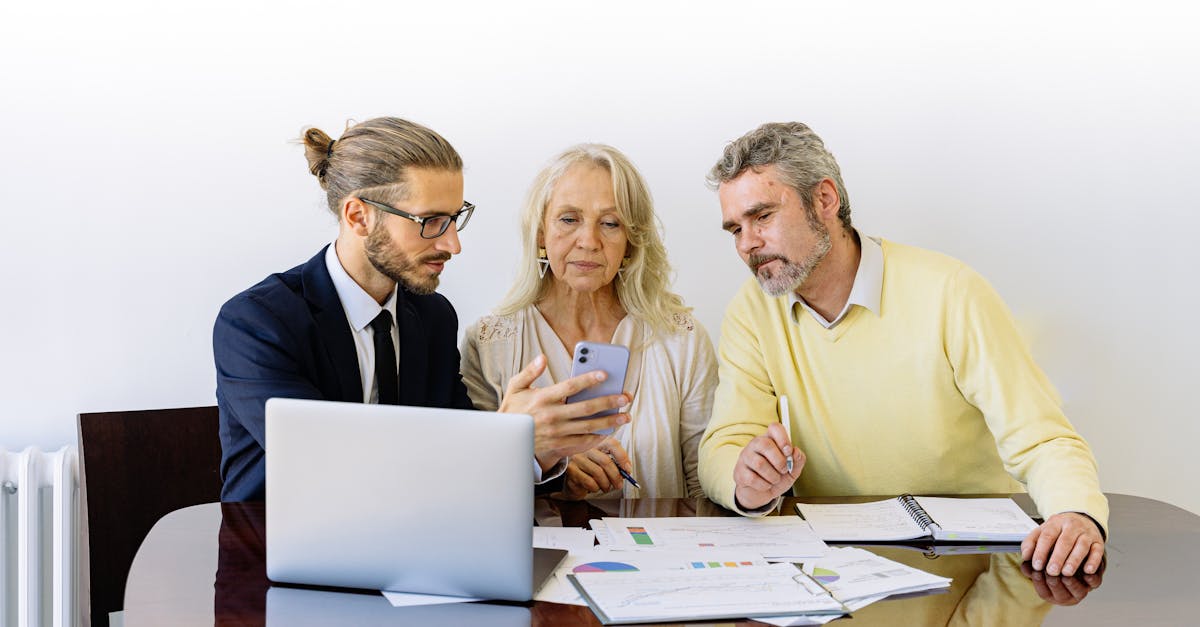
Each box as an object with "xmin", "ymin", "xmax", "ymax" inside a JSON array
[{"xmin": 213, "ymin": 246, "xmax": 474, "ymax": 501}]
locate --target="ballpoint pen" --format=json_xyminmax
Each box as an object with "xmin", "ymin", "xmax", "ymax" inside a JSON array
[
  {"xmin": 617, "ymin": 466, "xmax": 641, "ymax": 489},
  {"xmin": 781, "ymin": 395, "xmax": 794, "ymax": 474},
  {"xmin": 611, "ymin": 454, "xmax": 641, "ymax": 489}
]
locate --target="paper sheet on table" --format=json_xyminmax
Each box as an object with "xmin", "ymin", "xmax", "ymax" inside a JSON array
[
  {"xmin": 754, "ymin": 547, "xmax": 950, "ymax": 625},
  {"xmin": 596, "ymin": 516, "xmax": 827, "ymax": 558},
  {"xmin": 533, "ymin": 526, "xmax": 596, "ymax": 553},
  {"xmin": 568, "ymin": 562, "xmax": 845, "ymax": 624},
  {"xmin": 799, "ymin": 546, "xmax": 951, "ymax": 601},
  {"xmin": 591, "ymin": 519, "xmax": 615, "ymax": 545},
  {"xmin": 757, "ymin": 593, "xmax": 889, "ymax": 626},
  {"xmin": 381, "ymin": 590, "xmax": 482, "ymax": 607},
  {"xmin": 534, "ymin": 546, "xmax": 772, "ymax": 606}
]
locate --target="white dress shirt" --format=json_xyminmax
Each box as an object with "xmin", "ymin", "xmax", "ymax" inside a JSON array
[
  {"xmin": 789, "ymin": 230, "xmax": 884, "ymax": 329},
  {"xmin": 324, "ymin": 243, "xmax": 560, "ymax": 483},
  {"xmin": 324, "ymin": 243, "xmax": 399, "ymax": 404}
]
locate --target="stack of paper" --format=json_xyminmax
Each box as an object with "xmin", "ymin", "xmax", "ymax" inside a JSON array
[{"xmin": 537, "ymin": 519, "xmax": 952, "ymax": 625}]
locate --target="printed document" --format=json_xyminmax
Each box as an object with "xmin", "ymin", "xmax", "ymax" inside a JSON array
[
  {"xmin": 799, "ymin": 547, "xmax": 951, "ymax": 601},
  {"xmin": 535, "ymin": 546, "xmax": 771, "ymax": 606},
  {"xmin": 596, "ymin": 516, "xmax": 827, "ymax": 559},
  {"xmin": 568, "ymin": 562, "xmax": 846, "ymax": 624}
]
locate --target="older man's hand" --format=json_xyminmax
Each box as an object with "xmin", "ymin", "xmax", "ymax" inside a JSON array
[
  {"xmin": 732, "ymin": 424, "xmax": 803, "ymax": 511},
  {"xmin": 1021, "ymin": 512, "xmax": 1105, "ymax": 577}
]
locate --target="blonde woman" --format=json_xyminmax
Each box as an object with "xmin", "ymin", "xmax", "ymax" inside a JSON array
[{"xmin": 461, "ymin": 144, "xmax": 716, "ymax": 499}]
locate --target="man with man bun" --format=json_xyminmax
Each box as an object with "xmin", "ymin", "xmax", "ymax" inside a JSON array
[{"xmin": 214, "ymin": 117, "xmax": 629, "ymax": 501}]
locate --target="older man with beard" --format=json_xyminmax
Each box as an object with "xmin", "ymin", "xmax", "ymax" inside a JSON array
[
  {"xmin": 698, "ymin": 122, "xmax": 1108, "ymax": 579},
  {"xmin": 213, "ymin": 117, "xmax": 630, "ymax": 502}
]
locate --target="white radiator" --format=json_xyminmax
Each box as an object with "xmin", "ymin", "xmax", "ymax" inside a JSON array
[{"xmin": 0, "ymin": 446, "xmax": 78, "ymax": 627}]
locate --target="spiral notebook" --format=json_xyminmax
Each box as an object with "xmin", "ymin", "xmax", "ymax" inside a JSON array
[{"xmin": 794, "ymin": 495, "xmax": 1038, "ymax": 543}]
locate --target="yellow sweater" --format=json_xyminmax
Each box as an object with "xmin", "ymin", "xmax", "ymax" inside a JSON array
[{"xmin": 699, "ymin": 240, "xmax": 1108, "ymax": 533}]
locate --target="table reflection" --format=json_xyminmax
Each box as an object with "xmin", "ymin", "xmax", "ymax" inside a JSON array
[
  {"xmin": 265, "ymin": 588, "xmax": 532, "ymax": 626},
  {"xmin": 534, "ymin": 497, "xmax": 1108, "ymax": 625},
  {"xmin": 1020, "ymin": 559, "xmax": 1105, "ymax": 607},
  {"xmin": 215, "ymin": 502, "xmax": 269, "ymax": 625},
  {"xmin": 210, "ymin": 498, "xmax": 1111, "ymax": 626}
]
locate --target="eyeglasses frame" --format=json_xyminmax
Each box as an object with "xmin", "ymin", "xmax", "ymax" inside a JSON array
[{"xmin": 358, "ymin": 197, "xmax": 475, "ymax": 239}]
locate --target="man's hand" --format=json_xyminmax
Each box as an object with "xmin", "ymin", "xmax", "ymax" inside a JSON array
[
  {"xmin": 1021, "ymin": 512, "xmax": 1105, "ymax": 577},
  {"xmin": 557, "ymin": 438, "xmax": 632, "ymax": 500},
  {"xmin": 498, "ymin": 354, "xmax": 631, "ymax": 470},
  {"xmin": 1019, "ymin": 558, "xmax": 1104, "ymax": 606},
  {"xmin": 732, "ymin": 423, "xmax": 803, "ymax": 510}
]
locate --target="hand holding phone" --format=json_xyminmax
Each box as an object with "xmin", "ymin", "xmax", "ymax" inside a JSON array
[{"xmin": 565, "ymin": 341, "xmax": 630, "ymax": 436}]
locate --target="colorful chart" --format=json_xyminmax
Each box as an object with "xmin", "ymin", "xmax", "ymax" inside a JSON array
[
  {"xmin": 812, "ymin": 567, "xmax": 840, "ymax": 584},
  {"xmin": 627, "ymin": 526, "xmax": 654, "ymax": 545},
  {"xmin": 573, "ymin": 561, "xmax": 639, "ymax": 573},
  {"xmin": 690, "ymin": 561, "xmax": 756, "ymax": 569}
]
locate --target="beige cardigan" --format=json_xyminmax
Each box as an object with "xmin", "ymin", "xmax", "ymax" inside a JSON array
[{"xmin": 460, "ymin": 306, "xmax": 717, "ymax": 498}]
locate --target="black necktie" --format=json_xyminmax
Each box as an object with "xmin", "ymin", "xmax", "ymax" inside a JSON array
[{"xmin": 369, "ymin": 310, "xmax": 398, "ymax": 405}]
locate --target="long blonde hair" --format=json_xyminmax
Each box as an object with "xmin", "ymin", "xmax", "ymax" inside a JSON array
[{"xmin": 497, "ymin": 143, "xmax": 689, "ymax": 333}]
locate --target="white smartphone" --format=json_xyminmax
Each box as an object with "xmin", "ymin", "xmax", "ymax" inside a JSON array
[{"xmin": 565, "ymin": 341, "xmax": 630, "ymax": 436}]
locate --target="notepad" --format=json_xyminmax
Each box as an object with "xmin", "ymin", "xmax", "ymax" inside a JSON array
[{"xmin": 795, "ymin": 496, "xmax": 1038, "ymax": 542}]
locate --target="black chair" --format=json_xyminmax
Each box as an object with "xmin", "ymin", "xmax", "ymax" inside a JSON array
[{"xmin": 78, "ymin": 406, "xmax": 222, "ymax": 627}]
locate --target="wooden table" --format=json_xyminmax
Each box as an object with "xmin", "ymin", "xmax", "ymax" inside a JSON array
[{"xmin": 122, "ymin": 494, "xmax": 1199, "ymax": 625}]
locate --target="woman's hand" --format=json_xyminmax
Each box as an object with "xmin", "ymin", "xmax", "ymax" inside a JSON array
[
  {"xmin": 499, "ymin": 354, "xmax": 631, "ymax": 471},
  {"xmin": 558, "ymin": 438, "xmax": 633, "ymax": 500}
]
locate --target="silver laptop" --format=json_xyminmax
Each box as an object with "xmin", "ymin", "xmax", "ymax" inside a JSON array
[{"xmin": 265, "ymin": 398, "xmax": 562, "ymax": 601}]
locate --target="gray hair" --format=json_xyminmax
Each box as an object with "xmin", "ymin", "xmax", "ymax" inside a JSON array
[
  {"xmin": 497, "ymin": 143, "xmax": 690, "ymax": 333},
  {"xmin": 707, "ymin": 122, "xmax": 852, "ymax": 231},
  {"xmin": 300, "ymin": 117, "xmax": 462, "ymax": 216}
]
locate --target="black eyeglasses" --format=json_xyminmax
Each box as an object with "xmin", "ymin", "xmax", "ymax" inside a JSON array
[{"xmin": 359, "ymin": 197, "xmax": 475, "ymax": 239}]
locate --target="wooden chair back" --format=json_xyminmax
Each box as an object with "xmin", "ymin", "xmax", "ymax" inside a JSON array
[{"xmin": 78, "ymin": 406, "xmax": 222, "ymax": 627}]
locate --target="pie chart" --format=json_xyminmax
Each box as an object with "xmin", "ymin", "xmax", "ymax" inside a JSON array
[
  {"xmin": 813, "ymin": 567, "xmax": 840, "ymax": 584},
  {"xmin": 572, "ymin": 561, "xmax": 639, "ymax": 573}
]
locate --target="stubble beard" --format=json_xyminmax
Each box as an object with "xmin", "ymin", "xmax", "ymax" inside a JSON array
[
  {"xmin": 749, "ymin": 214, "xmax": 832, "ymax": 298},
  {"xmin": 364, "ymin": 224, "xmax": 449, "ymax": 296}
]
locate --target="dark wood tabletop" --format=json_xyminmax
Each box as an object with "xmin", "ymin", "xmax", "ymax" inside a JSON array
[{"xmin": 122, "ymin": 493, "xmax": 1199, "ymax": 626}]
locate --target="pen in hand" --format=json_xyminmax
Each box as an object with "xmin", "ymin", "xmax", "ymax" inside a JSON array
[
  {"xmin": 780, "ymin": 395, "xmax": 794, "ymax": 474},
  {"xmin": 610, "ymin": 454, "xmax": 640, "ymax": 489}
]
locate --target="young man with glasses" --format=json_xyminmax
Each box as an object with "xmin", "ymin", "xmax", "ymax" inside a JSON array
[{"xmin": 214, "ymin": 117, "xmax": 630, "ymax": 501}]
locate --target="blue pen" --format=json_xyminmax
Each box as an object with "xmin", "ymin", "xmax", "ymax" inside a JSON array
[
  {"xmin": 610, "ymin": 454, "xmax": 641, "ymax": 488},
  {"xmin": 617, "ymin": 466, "xmax": 641, "ymax": 489}
]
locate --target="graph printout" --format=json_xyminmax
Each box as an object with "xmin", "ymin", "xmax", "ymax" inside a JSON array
[
  {"xmin": 535, "ymin": 547, "xmax": 772, "ymax": 606},
  {"xmin": 568, "ymin": 563, "xmax": 845, "ymax": 624},
  {"xmin": 799, "ymin": 547, "xmax": 951, "ymax": 601},
  {"xmin": 599, "ymin": 516, "xmax": 827, "ymax": 559}
]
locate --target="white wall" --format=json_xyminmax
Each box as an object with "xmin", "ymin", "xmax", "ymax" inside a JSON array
[{"xmin": 2, "ymin": 1, "xmax": 1196, "ymax": 514}]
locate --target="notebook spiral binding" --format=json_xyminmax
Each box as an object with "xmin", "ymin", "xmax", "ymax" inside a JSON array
[{"xmin": 898, "ymin": 494, "xmax": 936, "ymax": 529}]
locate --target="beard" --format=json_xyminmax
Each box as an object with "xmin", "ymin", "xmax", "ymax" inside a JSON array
[
  {"xmin": 364, "ymin": 224, "xmax": 451, "ymax": 296},
  {"xmin": 747, "ymin": 209, "xmax": 832, "ymax": 297}
]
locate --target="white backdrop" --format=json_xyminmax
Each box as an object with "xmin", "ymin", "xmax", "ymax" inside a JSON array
[{"xmin": 2, "ymin": 1, "xmax": 1197, "ymax": 514}]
